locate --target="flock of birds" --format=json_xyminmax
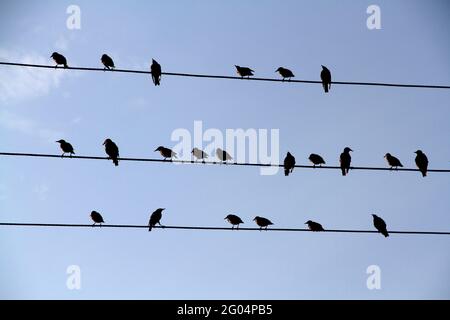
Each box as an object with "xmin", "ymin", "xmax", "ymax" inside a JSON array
[
  {"xmin": 55, "ymin": 139, "xmax": 430, "ymax": 177},
  {"xmin": 50, "ymin": 52, "xmax": 332, "ymax": 92},
  {"xmin": 89, "ymin": 209, "xmax": 390, "ymax": 238},
  {"xmin": 50, "ymin": 50, "xmax": 429, "ymax": 239}
]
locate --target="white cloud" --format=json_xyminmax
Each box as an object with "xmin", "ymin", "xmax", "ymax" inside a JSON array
[
  {"xmin": 0, "ymin": 49, "xmax": 69, "ymax": 103},
  {"xmin": 0, "ymin": 109, "xmax": 64, "ymax": 143}
]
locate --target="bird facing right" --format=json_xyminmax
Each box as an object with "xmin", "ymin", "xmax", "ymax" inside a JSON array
[
  {"xmin": 283, "ymin": 152, "xmax": 296, "ymax": 176},
  {"xmin": 149, "ymin": 208, "xmax": 165, "ymax": 231},
  {"xmin": 224, "ymin": 214, "xmax": 244, "ymax": 230},
  {"xmin": 372, "ymin": 214, "xmax": 389, "ymax": 237},
  {"xmin": 339, "ymin": 147, "xmax": 353, "ymax": 176},
  {"xmin": 414, "ymin": 150, "xmax": 428, "ymax": 177},
  {"xmin": 253, "ymin": 216, "xmax": 273, "ymax": 230},
  {"xmin": 56, "ymin": 139, "xmax": 75, "ymax": 157}
]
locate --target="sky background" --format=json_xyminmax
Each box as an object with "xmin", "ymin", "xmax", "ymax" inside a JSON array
[{"xmin": 0, "ymin": 0, "xmax": 449, "ymax": 299}]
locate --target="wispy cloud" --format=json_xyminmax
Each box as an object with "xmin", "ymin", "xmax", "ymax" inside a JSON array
[
  {"xmin": 0, "ymin": 109, "xmax": 64, "ymax": 143},
  {"xmin": 0, "ymin": 49, "xmax": 69, "ymax": 103}
]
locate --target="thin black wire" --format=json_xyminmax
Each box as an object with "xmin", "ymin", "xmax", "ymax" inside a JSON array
[
  {"xmin": 1, "ymin": 152, "xmax": 449, "ymax": 173},
  {"xmin": 1, "ymin": 61, "xmax": 450, "ymax": 89},
  {"xmin": 0, "ymin": 222, "xmax": 449, "ymax": 235}
]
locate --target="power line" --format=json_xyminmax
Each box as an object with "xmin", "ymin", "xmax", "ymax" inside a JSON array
[
  {"xmin": 1, "ymin": 151, "xmax": 449, "ymax": 173},
  {"xmin": 1, "ymin": 61, "xmax": 450, "ymax": 89},
  {"xmin": 0, "ymin": 222, "xmax": 449, "ymax": 235}
]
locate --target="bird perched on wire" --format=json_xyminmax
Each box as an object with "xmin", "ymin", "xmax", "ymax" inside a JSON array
[
  {"xmin": 253, "ymin": 216, "xmax": 273, "ymax": 230},
  {"xmin": 103, "ymin": 139, "xmax": 119, "ymax": 166},
  {"xmin": 155, "ymin": 146, "xmax": 177, "ymax": 160},
  {"xmin": 414, "ymin": 150, "xmax": 428, "ymax": 177},
  {"xmin": 90, "ymin": 211, "xmax": 105, "ymax": 226},
  {"xmin": 276, "ymin": 67, "xmax": 295, "ymax": 81},
  {"xmin": 191, "ymin": 147, "xmax": 208, "ymax": 162},
  {"xmin": 384, "ymin": 153, "xmax": 403, "ymax": 170},
  {"xmin": 372, "ymin": 214, "xmax": 389, "ymax": 237},
  {"xmin": 149, "ymin": 208, "xmax": 165, "ymax": 231},
  {"xmin": 305, "ymin": 220, "xmax": 325, "ymax": 232},
  {"xmin": 224, "ymin": 214, "xmax": 244, "ymax": 230},
  {"xmin": 151, "ymin": 59, "xmax": 162, "ymax": 86},
  {"xmin": 308, "ymin": 153, "xmax": 326, "ymax": 167},
  {"xmin": 283, "ymin": 152, "xmax": 296, "ymax": 176},
  {"xmin": 320, "ymin": 65, "xmax": 331, "ymax": 93},
  {"xmin": 235, "ymin": 65, "xmax": 254, "ymax": 78},
  {"xmin": 50, "ymin": 52, "xmax": 68, "ymax": 68},
  {"xmin": 56, "ymin": 139, "xmax": 75, "ymax": 157},
  {"xmin": 101, "ymin": 54, "xmax": 115, "ymax": 70},
  {"xmin": 216, "ymin": 148, "xmax": 232, "ymax": 163},
  {"xmin": 340, "ymin": 147, "xmax": 353, "ymax": 176}
]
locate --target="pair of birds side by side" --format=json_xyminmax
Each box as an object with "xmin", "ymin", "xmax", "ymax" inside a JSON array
[
  {"xmin": 191, "ymin": 148, "xmax": 233, "ymax": 162},
  {"xmin": 225, "ymin": 214, "xmax": 273, "ymax": 230}
]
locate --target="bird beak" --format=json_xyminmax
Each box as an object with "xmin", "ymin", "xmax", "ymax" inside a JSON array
[
  {"xmin": 154, "ymin": 148, "xmax": 158, "ymax": 152},
  {"xmin": 224, "ymin": 217, "xmax": 227, "ymax": 220}
]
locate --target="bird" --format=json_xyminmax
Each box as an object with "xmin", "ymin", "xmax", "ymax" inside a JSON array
[
  {"xmin": 224, "ymin": 214, "xmax": 244, "ymax": 230},
  {"xmin": 320, "ymin": 65, "xmax": 331, "ymax": 93},
  {"xmin": 90, "ymin": 211, "xmax": 104, "ymax": 226},
  {"xmin": 56, "ymin": 139, "xmax": 75, "ymax": 157},
  {"xmin": 414, "ymin": 150, "xmax": 428, "ymax": 177},
  {"xmin": 155, "ymin": 146, "xmax": 177, "ymax": 160},
  {"xmin": 101, "ymin": 54, "xmax": 115, "ymax": 70},
  {"xmin": 308, "ymin": 153, "xmax": 326, "ymax": 167},
  {"xmin": 103, "ymin": 139, "xmax": 119, "ymax": 166},
  {"xmin": 253, "ymin": 216, "xmax": 273, "ymax": 230},
  {"xmin": 149, "ymin": 208, "xmax": 165, "ymax": 231},
  {"xmin": 305, "ymin": 220, "xmax": 325, "ymax": 232},
  {"xmin": 50, "ymin": 52, "xmax": 68, "ymax": 68},
  {"xmin": 216, "ymin": 148, "xmax": 232, "ymax": 162},
  {"xmin": 340, "ymin": 147, "xmax": 353, "ymax": 176},
  {"xmin": 384, "ymin": 153, "xmax": 403, "ymax": 169},
  {"xmin": 276, "ymin": 67, "xmax": 295, "ymax": 80},
  {"xmin": 235, "ymin": 65, "xmax": 254, "ymax": 78},
  {"xmin": 151, "ymin": 59, "xmax": 162, "ymax": 86},
  {"xmin": 372, "ymin": 214, "xmax": 389, "ymax": 237},
  {"xmin": 191, "ymin": 147, "xmax": 208, "ymax": 162},
  {"xmin": 283, "ymin": 152, "xmax": 296, "ymax": 176}
]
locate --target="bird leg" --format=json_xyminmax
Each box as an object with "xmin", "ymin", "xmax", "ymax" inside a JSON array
[{"xmin": 61, "ymin": 153, "xmax": 65, "ymax": 158}]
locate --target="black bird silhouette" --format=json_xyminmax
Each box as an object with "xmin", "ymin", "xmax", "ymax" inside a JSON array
[
  {"xmin": 340, "ymin": 147, "xmax": 353, "ymax": 176},
  {"xmin": 276, "ymin": 67, "xmax": 295, "ymax": 80},
  {"xmin": 103, "ymin": 139, "xmax": 119, "ymax": 166},
  {"xmin": 372, "ymin": 214, "xmax": 389, "ymax": 237},
  {"xmin": 283, "ymin": 152, "xmax": 296, "ymax": 176},
  {"xmin": 415, "ymin": 150, "xmax": 428, "ymax": 177},
  {"xmin": 50, "ymin": 52, "xmax": 68, "ymax": 68},
  {"xmin": 253, "ymin": 216, "xmax": 273, "ymax": 230},
  {"xmin": 216, "ymin": 148, "xmax": 233, "ymax": 162},
  {"xmin": 320, "ymin": 65, "xmax": 331, "ymax": 93},
  {"xmin": 149, "ymin": 208, "xmax": 165, "ymax": 231},
  {"xmin": 308, "ymin": 153, "xmax": 326, "ymax": 167},
  {"xmin": 151, "ymin": 59, "xmax": 162, "ymax": 86},
  {"xmin": 56, "ymin": 139, "xmax": 75, "ymax": 157},
  {"xmin": 305, "ymin": 220, "xmax": 324, "ymax": 232},
  {"xmin": 155, "ymin": 146, "xmax": 177, "ymax": 160},
  {"xmin": 101, "ymin": 54, "xmax": 115, "ymax": 70},
  {"xmin": 90, "ymin": 211, "xmax": 104, "ymax": 226},
  {"xmin": 191, "ymin": 147, "xmax": 208, "ymax": 162},
  {"xmin": 235, "ymin": 65, "xmax": 254, "ymax": 78},
  {"xmin": 384, "ymin": 153, "xmax": 403, "ymax": 169},
  {"xmin": 224, "ymin": 214, "xmax": 244, "ymax": 230}
]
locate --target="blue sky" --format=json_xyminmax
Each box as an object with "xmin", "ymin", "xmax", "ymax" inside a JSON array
[{"xmin": 0, "ymin": 0, "xmax": 449, "ymax": 299}]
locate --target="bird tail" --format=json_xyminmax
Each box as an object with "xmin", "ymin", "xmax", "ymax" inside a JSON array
[
  {"xmin": 113, "ymin": 158, "xmax": 119, "ymax": 166},
  {"xmin": 341, "ymin": 167, "xmax": 346, "ymax": 176},
  {"xmin": 382, "ymin": 230, "xmax": 389, "ymax": 237},
  {"xmin": 149, "ymin": 225, "xmax": 152, "ymax": 232},
  {"xmin": 284, "ymin": 168, "xmax": 289, "ymax": 176},
  {"xmin": 323, "ymin": 83, "xmax": 329, "ymax": 93},
  {"xmin": 421, "ymin": 170, "xmax": 427, "ymax": 177}
]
